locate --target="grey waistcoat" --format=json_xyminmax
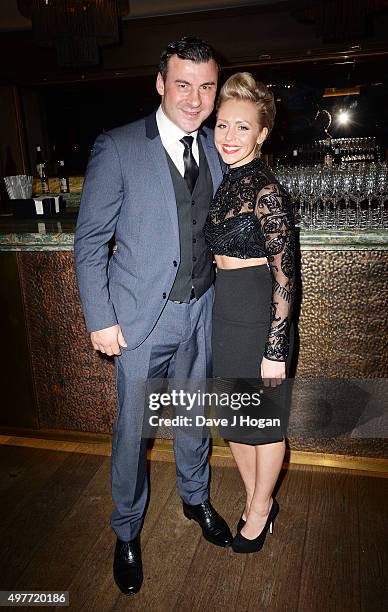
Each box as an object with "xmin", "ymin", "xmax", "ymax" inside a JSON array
[{"xmin": 165, "ymin": 137, "xmax": 215, "ymax": 302}]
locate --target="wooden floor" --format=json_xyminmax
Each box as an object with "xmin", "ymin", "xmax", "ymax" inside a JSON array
[{"xmin": 0, "ymin": 443, "xmax": 386, "ymax": 612}]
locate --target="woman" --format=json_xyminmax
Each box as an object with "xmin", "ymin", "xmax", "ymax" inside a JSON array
[{"xmin": 204, "ymin": 73, "xmax": 296, "ymax": 553}]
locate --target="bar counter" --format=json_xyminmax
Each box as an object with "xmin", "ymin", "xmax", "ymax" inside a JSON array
[
  {"xmin": 1, "ymin": 214, "xmax": 387, "ymax": 459},
  {"xmin": 1, "ymin": 215, "xmax": 387, "ymax": 251}
]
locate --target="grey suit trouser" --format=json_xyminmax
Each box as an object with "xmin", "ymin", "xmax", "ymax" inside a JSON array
[{"xmin": 110, "ymin": 286, "xmax": 214, "ymax": 542}]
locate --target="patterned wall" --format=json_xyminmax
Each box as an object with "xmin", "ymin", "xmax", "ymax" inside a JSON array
[{"xmin": 17, "ymin": 249, "xmax": 388, "ymax": 457}]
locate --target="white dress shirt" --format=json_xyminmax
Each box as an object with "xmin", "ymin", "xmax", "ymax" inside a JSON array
[{"xmin": 156, "ymin": 105, "xmax": 199, "ymax": 177}]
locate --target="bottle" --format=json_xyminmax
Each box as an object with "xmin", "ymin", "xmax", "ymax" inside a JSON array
[
  {"xmin": 58, "ymin": 160, "xmax": 69, "ymax": 193},
  {"xmin": 324, "ymin": 138, "xmax": 333, "ymax": 167},
  {"xmin": 319, "ymin": 140, "xmax": 326, "ymax": 165},
  {"xmin": 35, "ymin": 146, "xmax": 44, "ymax": 178},
  {"xmin": 40, "ymin": 163, "xmax": 50, "ymax": 194},
  {"xmin": 333, "ymin": 143, "xmax": 341, "ymax": 165}
]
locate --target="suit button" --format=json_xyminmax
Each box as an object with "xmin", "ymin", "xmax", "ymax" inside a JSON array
[
  {"xmin": 193, "ymin": 238, "xmax": 197, "ymax": 244},
  {"xmin": 192, "ymin": 256, "xmax": 197, "ymax": 262},
  {"xmin": 191, "ymin": 200, "xmax": 195, "ymax": 206},
  {"xmin": 173, "ymin": 260, "xmax": 177, "ymax": 267},
  {"xmin": 192, "ymin": 219, "xmax": 197, "ymax": 225},
  {"xmin": 162, "ymin": 292, "xmax": 166, "ymax": 299}
]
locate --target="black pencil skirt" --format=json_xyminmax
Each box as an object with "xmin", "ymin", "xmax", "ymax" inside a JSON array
[{"xmin": 212, "ymin": 264, "xmax": 294, "ymax": 445}]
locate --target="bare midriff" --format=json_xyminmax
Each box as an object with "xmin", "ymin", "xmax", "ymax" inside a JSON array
[{"xmin": 215, "ymin": 255, "xmax": 268, "ymax": 270}]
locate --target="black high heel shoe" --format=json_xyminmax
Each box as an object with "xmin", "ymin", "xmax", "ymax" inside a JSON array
[
  {"xmin": 232, "ymin": 499, "xmax": 279, "ymax": 554},
  {"xmin": 236, "ymin": 513, "xmax": 246, "ymax": 533}
]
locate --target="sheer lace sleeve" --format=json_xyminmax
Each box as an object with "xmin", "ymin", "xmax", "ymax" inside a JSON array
[{"xmin": 255, "ymin": 182, "xmax": 296, "ymax": 362}]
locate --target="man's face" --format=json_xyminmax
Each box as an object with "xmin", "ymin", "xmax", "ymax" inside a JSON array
[{"xmin": 156, "ymin": 55, "xmax": 218, "ymax": 133}]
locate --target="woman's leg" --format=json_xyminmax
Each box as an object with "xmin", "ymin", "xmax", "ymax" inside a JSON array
[
  {"xmin": 229, "ymin": 441, "xmax": 256, "ymax": 519},
  {"xmin": 240, "ymin": 438, "xmax": 285, "ymax": 539}
]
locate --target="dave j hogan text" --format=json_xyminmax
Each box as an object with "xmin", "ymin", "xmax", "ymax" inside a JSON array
[{"xmin": 148, "ymin": 415, "xmax": 281, "ymax": 429}]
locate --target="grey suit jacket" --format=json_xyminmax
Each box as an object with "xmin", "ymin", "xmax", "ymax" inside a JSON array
[{"xmin": 74, "ymin": 112, "xmax": 224, "ymax": 349}]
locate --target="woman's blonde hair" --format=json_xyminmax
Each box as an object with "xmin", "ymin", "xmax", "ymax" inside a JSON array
[{"xmin": 216, "ymin": 72, "xmax": 276, "ymax": 144}]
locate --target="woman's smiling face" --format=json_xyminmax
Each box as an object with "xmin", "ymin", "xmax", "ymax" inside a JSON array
[{"xmin": 215, "ymin": 98, "xmax": 268, "ymax": 168}]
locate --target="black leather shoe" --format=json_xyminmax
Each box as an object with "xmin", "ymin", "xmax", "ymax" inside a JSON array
[
  {"xmin": 232, "ymin": 498, "xmax": 279, "ymax": 554},
  {"xmin": 183, "ymin": 499, "xmax": 233, "ymax": 547},
  {"xmin": 113, "ymin": 535, "xmax": 143, "ymax": 595}
]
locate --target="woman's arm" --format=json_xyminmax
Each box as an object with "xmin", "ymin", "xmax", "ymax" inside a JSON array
[{"xmin": 255, "ymin": 182, "xmax": 296, "ymax": 365}]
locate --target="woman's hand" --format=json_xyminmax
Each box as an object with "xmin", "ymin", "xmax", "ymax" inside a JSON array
[{"xmin": 260, "ymin": 356, "xmax": 286, "ymax": 387}]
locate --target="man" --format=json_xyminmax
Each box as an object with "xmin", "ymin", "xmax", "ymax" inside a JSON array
[{"xmin": 74, "ymin": 37, "xmax": 232, "ymax": 596}]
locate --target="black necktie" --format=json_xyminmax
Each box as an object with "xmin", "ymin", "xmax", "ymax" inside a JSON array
[{"xmin": 180, "ymin": 136, "xmax": 199, "ymax": 193}]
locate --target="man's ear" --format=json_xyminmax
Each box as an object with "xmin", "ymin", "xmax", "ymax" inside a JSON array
[{"xmin": 156, "ymin": 72, "xmax": 165, "ymax": 96}]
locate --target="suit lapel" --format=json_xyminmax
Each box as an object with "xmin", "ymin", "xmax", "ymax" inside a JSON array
[
  {"xmin": 199, "ymin": 129, "xmax": 224, "ymax": 196},
  {"xmin": 145, "ymin": 113, "xmax": 179, "ymax": 241}
]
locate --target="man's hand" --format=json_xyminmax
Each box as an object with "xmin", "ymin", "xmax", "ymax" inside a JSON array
[
  {"xmin": 90, "ymin": 324, "xmax": 127, "ymax": 356},
  {"xmin": 260, "ymin": 356, "xmax": 286, "ymax": 387}
]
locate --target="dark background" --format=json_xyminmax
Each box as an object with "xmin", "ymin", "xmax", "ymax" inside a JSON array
[
  {"xmin": 41, "ymin": 58, "xmax": 388, "ymax": 163},
  {"xmin": 1, "ymin": 0, "xmax": 388, "ymax": 175}
]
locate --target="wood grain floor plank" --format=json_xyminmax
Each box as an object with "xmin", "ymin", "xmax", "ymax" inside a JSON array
[
  {"xmin": 0, "ymin": 448, "xmax": 72, "ymax": 537},
  {"xmin": 233, "ymin": 464, "xmax": 312, "ymax": 612},
  {"xmin": 13, "ymin": 458, "xmax": 113, "ymax": 593},
  {"xmin": 358, "ymin": 474, "xmax": 388, "ymax": 612},
  {"xmin": 297, "ymin": 467, "xmax": 360, "ymax": 612},
  {"xmin": 0, "ymin": 445, "xmax": 50, "ymax": 495},
  {"xmin": 0, "ymin": 446, "xmax": 385, "ymax": 612},
  {"xmin": 0, "ymin": 452, "xmax": 104, "ymax": 590}
]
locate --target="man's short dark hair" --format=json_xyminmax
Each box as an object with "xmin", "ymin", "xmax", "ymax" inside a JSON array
[{"xmin": 159, "ymin": 36, "xmax": 221, "ymax": 81}]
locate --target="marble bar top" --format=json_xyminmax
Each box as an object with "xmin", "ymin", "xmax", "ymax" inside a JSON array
[{"xmin": 0, "ymin": 214, "xmax": 387, "ymax": 252}]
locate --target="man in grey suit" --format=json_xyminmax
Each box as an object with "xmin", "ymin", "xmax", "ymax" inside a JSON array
[{"xmin": 74, "ymin": 37, "xmax": 232, "ymax": 596}]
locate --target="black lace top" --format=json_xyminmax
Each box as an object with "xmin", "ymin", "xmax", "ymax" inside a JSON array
[{"xmin": 204, "ymin": 157, "xmax": 296, "ymax": 362}]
